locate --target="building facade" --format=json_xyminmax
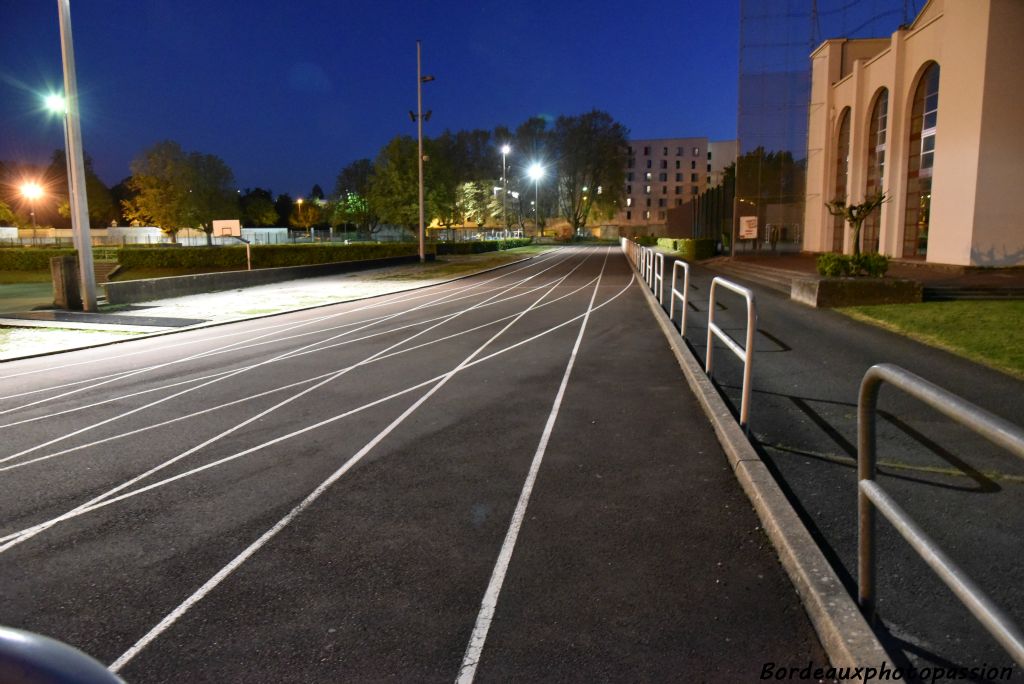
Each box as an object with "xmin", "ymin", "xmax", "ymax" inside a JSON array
[
  {"xmin": 614, "ymin": 138, "xmax": 709, "ymax": 234},
  {"xmin": 802, "ymin": 0, "xmax": 1024, "ymax": 266}
]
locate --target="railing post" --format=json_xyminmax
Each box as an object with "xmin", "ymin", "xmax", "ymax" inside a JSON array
[{"xmin": 858, "ymin": 369, "xmax": 882, "ymax": 624}]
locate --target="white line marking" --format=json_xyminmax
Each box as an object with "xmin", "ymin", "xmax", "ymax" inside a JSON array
[
  {"xmin": 0, "ymin": 269, "xmax": 636, "ymax": 548},
  {"xmin": 107, "ymin": 249, "xmax": 592, "ymax": 673},
  {"xmin": 456, "ymin": 248, "xmax": 611, "ymax": 683}
]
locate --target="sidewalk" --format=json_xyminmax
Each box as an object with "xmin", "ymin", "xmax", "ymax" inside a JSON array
[{"xmin": 0, "ymin": 251, "xmax": 539, "ymax": 361}]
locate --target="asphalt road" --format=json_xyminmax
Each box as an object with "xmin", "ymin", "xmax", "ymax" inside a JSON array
[
  {"xmin": 0, "ymin": 247, "xmax": 826, "ymax": 683},
  {"xmin": 664, "ymin": 259, "xmax": 1024, "ymax": 680}
]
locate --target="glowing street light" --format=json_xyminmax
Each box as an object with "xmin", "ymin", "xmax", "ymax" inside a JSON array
[
  {"xmin": 20, "ymin": 183, "xmax": 43, "ymax": 238},
  {"xmin": 527, "ymin": 163, "xmax": 545, "ymax": 238}
]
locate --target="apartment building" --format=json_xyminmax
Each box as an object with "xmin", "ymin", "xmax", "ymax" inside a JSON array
[{"xmin": 615, "ymin": 138, "xmax": 735, "ymax": 234}]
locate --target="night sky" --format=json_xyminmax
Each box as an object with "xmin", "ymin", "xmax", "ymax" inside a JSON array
[{"xmin": 1, "ymin": 1, "xmax": 739, "ymax": 197}]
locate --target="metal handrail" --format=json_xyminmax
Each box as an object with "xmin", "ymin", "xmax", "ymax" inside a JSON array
[
  {"xmin": 858, "ymin": 364, "xmax": 1024, "ymax": 666},
  {"xmin": 705, "ymin": 277, "xmax": 757, "ymax": 427},
  {"xmin": 669, "ymin": 259, "xmax": 691, "ymax": 335},
  {"xmin": 645, "ymin": 247, "xmax": 653, "ymax": 287},
  {"xmin": 653, "ymin": 252, "xmax": 665, "ymax": 304}
]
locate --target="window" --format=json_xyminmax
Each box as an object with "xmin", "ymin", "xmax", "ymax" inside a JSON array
[
  {"xmin": 706, "ymin": 176, "xmax": 711, "ymax": 184},
  {"xmin": 627, "ymin": 146, "xmax": 633, "ymax": 155},
  {"xmin": 628, "ymin": 158, "xmax": 635, "ymax": 168},
  {"xmin": 707, "ymin": 164, "xmax": 711, "ymax": 173},
  {"xmin": 658, "ymin": 173, "xmax": 667, "ymax": 182},
  {"xmin": 688, "ymin": 173, "xmax": 695, "ymax": 182},
  {"xmin": 644, "ymin": 210, "xmax": 651, "ymax": 220},
  {"xmin": 645, "ymin": 172, "xmax": 652, "ymax": 181},
  {"xmin": 693, "ymin": 147, "xmax": 700, "ymax": 156},
  {"xmin": 690, "ymin": 160, "xmax": 696, "ymax": 170},
  {"xmin": 864, "ymin": 88, "xmax": 889, "ymax": 254},
  {"xmin": 675, "ymin": 186, "xmax": 681, "ymax": 194},
  {"xmin": 662, "ymin": 147, "xmax": 668, "ymax": 156},
  {"xmin": 658, "ymin": 211, "xmax": 666, "ymax": 220},
  {"xmin": 626, "ymin": 211, "xmax": 632, "ymax": 220},
  {"xmin": 626, "ymin": 197, "xmax": 632, "ymax": 207},
  {"xmin": 661, "ymin": 186, "xmax": 667, "ymax": 194},
  {"xmin": 675, "ymin": 173, "xmax": 683, "ymax": 182},
  {"xmin": 646, "ymin": 198, "xmax": 651, "ymax": 207},
  {"xmin": 644, "ymin": 185, "xmax": 651, "ymax": 194},
  {"xmin": 676, "ymin": 199, "xmax": 683, "ymax": 207},
  {"xmin": 691, "ymin": 186, "xmax": 698, "ymax": 194},
  {"xmin": 833, "ymin": 107, "xmax": 851, "ymax": 252},
  {"xmin": 627, "ymin": 172, "xmax": 634, "ymax": 181},
  {"xmin": 660, "ymin": 160, "xmax": 667, "ymax": 169},
  {"xmin": 658, "ymin": 198, "xmax": 666, "ymax": 207},
  {"xmin": 646, "ymin": 160, "xmax": 652, "ymax": 169},
  {"xmin": 676, "ymin": 147, "xmax": 683, "ymax": 156},
  {"xmin": 675, "ymin": 161, "xmax": 681, "ymax": 169},
  {"xmin": 626, "ymin": 184, "xmax": 632, "ymax": 194},
  {"xmin": 708, "ymin": 151, "xmax": 712, "ymax": 160},
  {"xmin": 643, "ymin": 146, "xmax": 650, "ymax": 155},
  {"xmin": 904, "ymin": 64, "xmax": 939, "ymax": 258}
]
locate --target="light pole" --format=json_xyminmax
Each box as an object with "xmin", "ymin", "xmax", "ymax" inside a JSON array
[
  {"xmin": 20, "ymin": 183, "xmax": 42, "ymax": 243},
  {"xmin": 527, "ymin": 163, "xmax": 545, "ymax": 239},
  {"xmin": 415, "ymin": 41, "xmax": 435, "ymax": 263},
  {"xmin": 500, "ymin": 144, "xmax": 511, "ymax": 234},
  {"xmin": 53, "ymin": 0, "xmax": 97, "ymax": 311}
]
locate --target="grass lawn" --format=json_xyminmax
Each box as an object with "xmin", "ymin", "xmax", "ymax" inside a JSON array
[
  {"xmin": 840, "ymin": 300, "xmax": 1024, "ymax": 378},
  {"xmin": 0, "ymin": 270, "xmax": 52, "ymax": 284}
]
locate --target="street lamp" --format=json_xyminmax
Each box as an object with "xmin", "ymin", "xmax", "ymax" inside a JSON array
[
  {"xmin": 20, "ymin": 183, "xmax": 43, "ymax": 241},
  {"xmin": 500, "ymin": 144, "xmax": 511, "ymax": 233},
  {"xmin": 414, "ymin": 40, "xmax": 435, "ymax": 263},
  {"xmin": 527, "ymin": 163, "xmax": 545, "ymax": 238}
]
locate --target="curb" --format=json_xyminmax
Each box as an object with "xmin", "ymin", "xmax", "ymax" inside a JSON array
[
  {"xmin": 633, "ymin": 270, "xmax": 890, "ymax": 669},
  {"xmin": 0, "ymin": 254, "xmax": 544, "ymax": 364}
]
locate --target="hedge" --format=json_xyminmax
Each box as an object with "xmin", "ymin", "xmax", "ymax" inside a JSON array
[
  {"xmin": 656, "ymin": 238, "xmax": 716, "ymax": 261},
  {"xmin": 435, "ymin": 238, "xmax": 532, "ymax": 255},
  {"xmin": 117, "ymin": 242, "xmax": 433, "ymax": 270},
  {"xmin": 0, "ymin": 248, "xmax": 76, "ymax": 270}
]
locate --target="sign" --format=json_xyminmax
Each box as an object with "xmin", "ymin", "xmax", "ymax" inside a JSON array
[
  {"xmin": 213, "ymin": 219, "xmax": 241, "ymax": 237},
  {"xmin": 739, "ymin": 216, "xmax": 759, "ymax": 240}
]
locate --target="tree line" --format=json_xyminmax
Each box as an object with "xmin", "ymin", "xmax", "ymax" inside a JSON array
[{"xmin": 0, "ymin": 109, "xmax": 629, "ymax": 241}]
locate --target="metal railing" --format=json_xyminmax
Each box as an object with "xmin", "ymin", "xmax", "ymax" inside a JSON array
[
  {"xmin": 669, "ymin": 259, "xmax": 691, "ymax": 335},
  {"xmin": 857, "ymin": 364, "xmax": 1024, "ymax": 666},
  {"xmin": 653, "ymin": 252, "xmax": 665, "ymax": 304},
  {"xmin": 706, "ymin": 277, "xmax": 757, "ymax": 428}
]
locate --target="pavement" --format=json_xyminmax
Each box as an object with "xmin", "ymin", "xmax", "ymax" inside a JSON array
[
  {"xmin": 655, "ymin": 254, "xmax": 1024, "ymax": 679},
  {"xmin": 0, "ymin": 247, "xmax": 832, "ymax": 682}
]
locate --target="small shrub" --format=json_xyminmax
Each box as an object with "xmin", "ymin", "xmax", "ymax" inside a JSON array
[
  {"xmin": 859, "ymin": 252, "xmax": 889, "ymax": 277},
  {"xmin": 0, "ymin": 248, "xmax": 77, "ymax": 270},
  {"xmin": 816, "ymin": 252, "xmax": 850, "ymax": 277},
  {"xmin": 118, "ymin": 243, "xmax": 430, "ymax": 270},
  {"xmin": 435, "ymin": 238, "xmax": 531, "ymax": 255},
  {"xmin": 635, "ymin": 235, "xmax": 658, "ymax": 246}
]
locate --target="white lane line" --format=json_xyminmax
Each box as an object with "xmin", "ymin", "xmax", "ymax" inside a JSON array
[
  {"xmin": 0, "ymin": 269, "xmax": 636, "ymax": 547},
  {"xmin": 456, "ymin": 247, "xmax": 611, "ymax": 684},
  {"xmin": 0, "ymin": 250, "xmax": 566, "ymax": 387},
  {"xmin": 107, "ymin": 249, "xmax": 591, "ymax": 673},
  {"xmin": 0, "ymin": 261, "xmax": 573, "ymax": 431},
  {"xmin": 0, "ymin": 255, "xmax": 575, "ymax": 463},
  {"xmin": 0, "ymin": 274, "xmax": 603, "ymax": 473},
  {"xmin": 0, "ymin": 253, "xmax": 593, "ymax": 550}
]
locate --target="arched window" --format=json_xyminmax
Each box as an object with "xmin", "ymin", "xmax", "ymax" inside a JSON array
[
  {"xmin": 832, "ymin": 108, "xmax": 851, "ymax": 252},
  {"xmin": 904, "ymin": 63, "xmax": 939, "ymax": 258},
  {"xmin": 863, "ymin": 88, "xmax": 888, "ymax": 253}
]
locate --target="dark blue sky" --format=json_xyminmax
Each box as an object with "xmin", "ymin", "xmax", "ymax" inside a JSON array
[{"xmin": 1, "ymin": 1, "xmax": 739, "ymax": 197}]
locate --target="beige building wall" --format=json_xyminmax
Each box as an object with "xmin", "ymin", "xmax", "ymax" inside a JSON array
[
  {"xmin": 802, "ymin": 0, "xmax": 1024, "ymax": 266},
  {"xmin": 614, "ymin": 137, "xmax": 709, "ymax": 235}
]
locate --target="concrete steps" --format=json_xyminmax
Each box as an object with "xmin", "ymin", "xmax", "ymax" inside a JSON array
[
  {"xmin": 92, "ymin": 261, "xmax": 120, "ymax": 284},
  {"xmin": 703, "ymin": 259, "xmax": 802, "ymax": 294}
]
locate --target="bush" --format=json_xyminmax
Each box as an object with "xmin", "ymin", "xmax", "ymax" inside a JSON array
[
  {"xmin": 654, "ymin": 238, "xmax": 715, "ymax": 261},
  {"xmin": 816, "ymin": 252, "xmax": 889, "ymax": 278},
  {"xmin": 0, "ymin": 248, "xmax": 76, "ymax": 271},
  {"xmin": 118, "ymin": 243, "xmax": 431, "ymax": 270},
  {"xmin": 634, "ymin": 235, "xmax": 658, "ymax": 246},
  {"xmin": 435, "ymin": 238, "xmax": 531, "ymax": 255}
]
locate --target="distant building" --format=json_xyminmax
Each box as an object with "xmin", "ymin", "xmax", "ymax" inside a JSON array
[
  {"xmin": 613, "ymin": 138, "xmax": 736, "ymax": 236},
  {"xmin": 802, "ymin": 0, "xmax": 1024, "ymax": 266}
]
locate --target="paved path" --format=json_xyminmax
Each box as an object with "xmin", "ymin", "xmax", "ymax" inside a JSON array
[
  {"xmin": 0, "ymin": 247, "xmax": 826, "ymax": 682},
  {"xmin": 663, "ymin": 257, "xmax": 1024, "ymax": 678}
]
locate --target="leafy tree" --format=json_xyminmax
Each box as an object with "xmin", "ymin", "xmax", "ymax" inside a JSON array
[
  {"xmin": 309, "ymin": 184, "xmax": 325, "ymax": 201},
  {"xmin": 552, "ymin": 110, "xmax": 628, "ymax": 231},
  {"xmin": 289, "ymin": 199, "xmax": 323, "ymax": 231},
  {"xmin": 0, "ymin": 200, "xmax": 15, "ymax": 226},
  {"xmin": 274, "ymin": 194, "xmax": 294, "ymax": 227},
  {"xmin": 240, "ymin": 188, "xmax": 279, "ymax": 227},
  {"xmin": 47, "ymin": 149, "xmax": 116, "ymax": 228},
  {"xmin": 333, "ymin": 159, "xmax": 380, "ymax": 237},
  {"xmin": 122, "ymin": 140, "xmax": 238, "ymax": 244},
  {"xmin": 826, "ymin": 192, "xmax": 887, "ymax": 256},
  {"xmin": 367, "ymin": 136, "xmax": 419, "ymax": 230}
]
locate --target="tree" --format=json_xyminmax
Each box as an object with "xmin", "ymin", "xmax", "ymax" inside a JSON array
[
  {"xmin": 553, "ymin": 110, "xmax": 628, "ymax": 232},
  {"xmin": 240, "ymin": 188, "xmax": 279, "ymax": 227},
  {"xmin": 274, "ymin": 194, "xmax": 294, "ymax": 227},
  {"xmin": 47, "ymin": 149, "xmax": 116, "ymax": 228},
  {"xmin": 826, "ymin": 192, "xmax": 887, "ymax": 256},
  {"xmin": 333, "ymin": 159, "xmax": 380, "ymax": 237},
  {"xmin": 122, "ymin": 140, "xmax": 238, "ymax": 244},
  {"xmin": 367, "ymin": 136, "xmax": 419, "ymax": 230},
  {"xmin": 0, "ymin": 200, "xmax": 15, "ymax": 226},
  {"xmin": 309, "ymin": 184, "xmax": 325, "ymax": 201}
]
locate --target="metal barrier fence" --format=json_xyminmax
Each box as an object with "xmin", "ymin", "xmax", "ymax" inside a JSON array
[
  {"xmin": 620, "ymin": 239, "xmax": 757, "ymax": 428},
  {"xmin": 706, "ymin": 277, "xmax": 757, "ymax": 428},
  {"xmin": 669, "ymin": 259, "xmax": 690, "ymax": 335},
  {"xmin": 858, "ymin": 363, "xmax": 1024, "ymax": 666}
]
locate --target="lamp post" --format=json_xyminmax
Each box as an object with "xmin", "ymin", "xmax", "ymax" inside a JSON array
[
  {"xmin": 500, "ymin": 144, "xmax": 511, "ymax": 234},
  {"xmin": 415, "ymin": 41, "xmax": 435, "ymax": 263},
  {"xmin": 527, "ymin": 163, "xmax": 545, "ymax": 238},
  {"xmin": 20, "ymin": 183, "xmax": 42, "ymax": 243},
  {"xmin": 52, "ymin": 0, "xmax": 97, "ymax": 311}
]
